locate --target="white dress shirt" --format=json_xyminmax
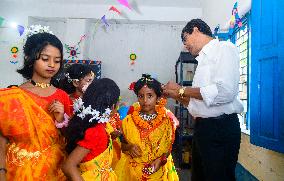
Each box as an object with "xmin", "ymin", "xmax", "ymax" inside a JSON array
[{"xmin": 187, "ymin": 39, "xmax": 244, "ymax": 118}]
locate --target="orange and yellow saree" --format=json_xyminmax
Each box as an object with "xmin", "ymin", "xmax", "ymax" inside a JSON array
[
  {"xmin": 115, "ymin": 102, "xmax": 179, "ymax": 181},
  {"xmin": 0, "ymin": 87, "xmax": 67, "ymax": 180}
]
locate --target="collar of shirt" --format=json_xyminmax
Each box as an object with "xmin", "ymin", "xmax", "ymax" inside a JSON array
[{"xmin": 196, "ymin": 39, "xmax": 219, "ymax": 62}]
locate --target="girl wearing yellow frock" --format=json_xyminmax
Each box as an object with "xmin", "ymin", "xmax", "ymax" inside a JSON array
[
  {"xmin": 62, "ymin": 78, "xmax": 120, "ymax": 181},
  {"xmin": 115, "ymin": 74, "xmax": 179, "ymax": 181}
]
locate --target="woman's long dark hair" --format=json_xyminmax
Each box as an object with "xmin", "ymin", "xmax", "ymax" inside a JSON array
[
  {"xmin": 65, "ymin": 78, "xmax": 120, "ymax": 153},
  {"xmin": 17, "ymin": 32, "xmax": 64, "ymax": 83},
  {"xmin": 59, "ymin": 64, "xmax": 94, "ymax": 94}
]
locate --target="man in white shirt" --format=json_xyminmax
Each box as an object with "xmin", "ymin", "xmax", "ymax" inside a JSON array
[{"xmin": 163, "ymin": 19, "xmax": 244, "ymax": 181}]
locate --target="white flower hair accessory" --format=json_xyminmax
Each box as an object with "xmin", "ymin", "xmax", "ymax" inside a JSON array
[
  {"xmin": 73, "ymin": 97, "xmax": 112, "ymax": 123},
  {"xmin": 65, "ymin": 73, "xmax": 79, "ymax": 83},
  {"xmin": 26, "ymin": 25, "xmax": 53, "ymax": 37}
]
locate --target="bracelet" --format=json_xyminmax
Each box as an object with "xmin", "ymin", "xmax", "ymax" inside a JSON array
[
  {"xmin": 55, "ymin": 113, "xmax": 70, "ymax": 128},
  {"xmin": 159, "ymin": 154, "xmax": 167, "ymax": 165},
  {"xmin": 178, "ymin": 86, "xmax": 186, "ymax": 99},
  {"xmin": 0, "ymin": 168, "xmax": 7, "ymax": 173}
]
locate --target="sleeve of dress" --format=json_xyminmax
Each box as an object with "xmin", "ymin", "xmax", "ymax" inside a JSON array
[{"xmin": 77, "ymin": 125, "xmax": 108, "ymax": 151}]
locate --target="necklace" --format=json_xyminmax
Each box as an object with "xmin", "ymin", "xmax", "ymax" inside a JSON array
[
  {"xmin": 30, "ymin": 80, "xmax": 51, "ymax": 88},
  {"xmin": 139, "ymin": 112, "xmax": 157, "ymax": 121}
]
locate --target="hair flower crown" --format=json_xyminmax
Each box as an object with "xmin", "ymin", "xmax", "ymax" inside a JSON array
[
  {"xmin": 141, "ymin": 74, "xmax": 153, "ymax": 82},
  {"xmin": 26, "ymin": 25, "xmax": 53, "ymax": 37},
  {"xmin": 73, "ymin": 97, "xmax": 112, "ymax": 123}
]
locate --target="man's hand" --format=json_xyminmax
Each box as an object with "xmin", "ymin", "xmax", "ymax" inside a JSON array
[{"xmin": 162, "ymin": 81, "xmax": 181, "ymax": 99}]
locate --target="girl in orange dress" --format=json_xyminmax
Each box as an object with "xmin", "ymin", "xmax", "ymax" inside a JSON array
[
  {"xmin": 0, "ymin": 26, "xmax": 71, "ymax": 180},
  {"xmin": 62, "ymin": 78, "xmax": 120, "ymax": 181}
]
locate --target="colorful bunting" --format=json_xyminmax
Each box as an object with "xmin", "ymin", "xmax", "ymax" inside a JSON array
[
  {"xmin": 109, "ymin": 6, "xmax": 121, "ymax": 14},
  {"xmin": 129, "ymin": 1, "xmax": 141, "ymax": 14},
  {"xmin": 101, "ymin": 15, "xmax": 109, "ymax": 27},
  {"xmin": 78, "ymin": 34, "xmax": 87, "ymax": 45},
  {"xmin": 117, "ymin": 0, "xmax": 131, "ymax": 9},
  {"xmin": 0, "ymin": 17, "xmax": 4, "ymax": 27},
  {"xmin": 17, "ymin": 25, "xmax": 25, "ymax": 36},
  {"xmin": 229, "ymin": 1, "xmax": 242, "ymax": 35}
]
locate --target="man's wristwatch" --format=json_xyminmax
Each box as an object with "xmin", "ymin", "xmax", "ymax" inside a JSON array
[{"xmin": 178, "ymin": 86, "xmax": 186, "ymax": 99}]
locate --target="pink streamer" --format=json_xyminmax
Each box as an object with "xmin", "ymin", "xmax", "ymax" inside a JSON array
[{"xmin": 117, "ymin": 0, "xmax": 131, "ymax": 9}]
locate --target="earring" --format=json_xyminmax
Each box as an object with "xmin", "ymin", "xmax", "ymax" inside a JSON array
[{"xmin": 156, "ymin": 99, "xmax": 160, "ymax": 104}]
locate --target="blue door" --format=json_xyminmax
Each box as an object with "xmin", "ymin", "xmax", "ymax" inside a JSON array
[{"xmin": 250, "ymin": 0, "xmax": 284, "ymax": 152}]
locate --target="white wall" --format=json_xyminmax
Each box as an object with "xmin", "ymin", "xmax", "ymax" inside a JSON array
[
  {"xmin": 0, "ymin": 27, "xmax": 24, "ymax": 87},
  {"xmin": 87, "ymin": 21, "xmax": 185, "ymax": 105}
]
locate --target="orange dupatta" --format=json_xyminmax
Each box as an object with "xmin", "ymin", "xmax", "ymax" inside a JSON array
[{"xmin": 0, "ymin": 87, "xmax": 66, "ymax": 181}]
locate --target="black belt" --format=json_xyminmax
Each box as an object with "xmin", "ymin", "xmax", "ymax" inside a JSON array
[{"xmin": 196, "ymin": 113, "xmax": 237, "ymax": 121}]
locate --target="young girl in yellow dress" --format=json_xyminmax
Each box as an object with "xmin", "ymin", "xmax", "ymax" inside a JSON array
[
  {"xmin": 115, "ymin": 74, "xmax": 179, "ymax": 181},
  {"xmin": 0, "ymin": 25, "xmax": 71, "ymax": 180},
  {"xmin": 62, "ymin": 78, "xmax": 120, "ymax": 180}
]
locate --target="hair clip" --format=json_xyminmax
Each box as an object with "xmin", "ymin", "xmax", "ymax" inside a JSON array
[{"xmin": 65, "ymin": 73, "xmax": 79, "ymax": 83}]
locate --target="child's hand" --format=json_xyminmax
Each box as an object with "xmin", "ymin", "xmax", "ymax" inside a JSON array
[
  {"xmin": 110, "ymin": 130, "xmax": 122, "ymax": 140},
  {"xmin": 127, "ymin": 144, "xmax": 142, "ymax": 158},
  {"xmin": 150, "ymin": 158, "xmax": 162, "ymax": 174},
  {"xmin": 142, "ymin": 158, "xmax": 161, "ymax": 176},
  {"xmin": 49, "ymin": 100, "xmax": 64, "ymax": 122}
]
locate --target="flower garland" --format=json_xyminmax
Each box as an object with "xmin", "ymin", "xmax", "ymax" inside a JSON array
[
  {"xmin": 73, "ymin": 97, "xmax": 112, "ymax": 123},
  {"xmin": 131, "ymin": 98, "xmax": 167, "ymax": 131}
]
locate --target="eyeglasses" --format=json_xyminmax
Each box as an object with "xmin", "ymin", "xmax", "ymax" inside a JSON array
[{"xmin": 182, "ymin": 34, "xmax": 188, "ymax": 43}]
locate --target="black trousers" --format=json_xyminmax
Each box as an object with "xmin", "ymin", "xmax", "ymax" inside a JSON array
[{"xmin": 191, "ymin": 113, "xmax": 241, "ymax": 181}]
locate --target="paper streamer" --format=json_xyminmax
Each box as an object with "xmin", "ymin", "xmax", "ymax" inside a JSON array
[
  {"xmin": 117, "ymin": 0, "xmax": 131, "ymax": 9},
  {"xmin": 101, "ymin": 15, "xmax": 109, "ymax": 27},
  {"xmin": 17, "ymin": 25, "xmax": 25, "ymax": 36},
  {"xmin": 109, "ymin": 6, "xmax": 121, "ymax": 14},
  {"xmin": 0, "ymin": 17, "xmax": 4, "ymax": 27}
]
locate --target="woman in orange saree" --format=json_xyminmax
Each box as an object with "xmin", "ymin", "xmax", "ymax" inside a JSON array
[
  {"xmin": 0, "ymin": 27, "xmax": 71, "ymax": 180},
  {"xmin": 0, "ymin": 87, "xmax": 70, "ymax": 180}
]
